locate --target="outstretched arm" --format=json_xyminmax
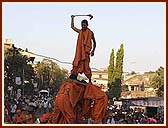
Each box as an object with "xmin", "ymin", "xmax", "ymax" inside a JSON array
[
  {"xmin": 71, "ymin": 15, "xmax": 80, "ymax": 33},
  {"xmin": 91, "ymin": 32, "xmax": 96, "ymax": 56}
]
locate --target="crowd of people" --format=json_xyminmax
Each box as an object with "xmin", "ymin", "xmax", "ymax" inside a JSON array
[
  {"xmin": 4, "ymin": 93, "xmax": 54, "ymax": 124},
  {"xmin": 106, "ymin": 104, "xmax": 164, "ymax": 124},
  {"xmin": 4, "ymin": 92, "xmax": 164, "ymax": 124}
]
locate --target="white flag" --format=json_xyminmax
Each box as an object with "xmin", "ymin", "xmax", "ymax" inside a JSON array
[{"xmin": 15, "ymin": 77, "xmax": 21, "ymax": 85}]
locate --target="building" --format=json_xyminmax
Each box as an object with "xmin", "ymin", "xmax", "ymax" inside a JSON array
[
  {"xmin": 121, "ymin": 72, "xmax": 157, "ymax": 98},
  {"xmin": 92, "ymin": 68, "xmax": 108, "ymax": 92},
  {"xmin": 4, "ymin": 38, "xmax": 35, "ymax": 64},
  {"xmin": 121, "ymin": 97, "xmax": 164, "ymax": 108},
  {"xmin": 4, "ymin": 38, "xmax": 13, "ymax": 49},
  {"xmin": 121, "ymin": 97, "xmax": 164, "ymax": 117},
  {"xmin": 91, "ymin": 68, "xmax": 157, "ymax": 97}
]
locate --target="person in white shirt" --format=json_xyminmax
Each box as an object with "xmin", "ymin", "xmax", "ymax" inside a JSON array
[
  {"xmin": 10, "ymin": 103, "xmax": 17, "ymax": 119},
  {"xmin": 43, "ymin": 100, "xmax": 48, "ymax": 113}
]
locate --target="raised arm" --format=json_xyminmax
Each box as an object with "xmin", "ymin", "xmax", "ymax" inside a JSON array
[
  {"xmin": 91, "ymin": 32, "xmax": 96, "ymax": 56},
  {"xmin": 71, "ymin": 15, "xmax": 80, "ymax": 33}
]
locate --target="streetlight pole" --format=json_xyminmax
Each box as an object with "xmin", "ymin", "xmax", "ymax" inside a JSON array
[
  {"xmin": 22, "ymin": 67, "xmax": 25, "ymax": 96},
  {"xmin": 11, "ymin": 44, "xmax": 16, "ymax": 98},
  {"xmin": 22, "ymin": 55, "xmax": 27, "ymax": 97}
]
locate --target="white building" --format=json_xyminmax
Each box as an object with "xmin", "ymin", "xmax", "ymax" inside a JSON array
[{"xmin": 92, "ymin": 68, "xmax": 108, "ymax": 92}]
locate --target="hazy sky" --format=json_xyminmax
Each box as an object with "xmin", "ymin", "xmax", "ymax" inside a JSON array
[{"xmin": 3, "ymin": 2, "xmax": 166, "ymax": 73}]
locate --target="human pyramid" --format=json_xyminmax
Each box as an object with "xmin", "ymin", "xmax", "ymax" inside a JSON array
[{"xmin": 52, "ymin": 14, "xmax": 108, "ymax": 124}]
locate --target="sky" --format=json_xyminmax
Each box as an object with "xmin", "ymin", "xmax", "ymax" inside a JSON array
[{"xmin": 2, "ymin": 2, "xmax": 166, "ymax": 73}]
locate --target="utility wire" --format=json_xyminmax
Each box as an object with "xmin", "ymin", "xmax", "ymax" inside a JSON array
[
  {"xmin": 23, "ymin": 51, "xmax": 132, "ymax": 72},
  {"xmin": 27, "ymin": 51, "xmax": 72, "ymax": 65},
  {"xmin": 20, "ymin": 50, "xmax": 132, "ymax": 73},
  {"xmin": 26, "ymin": 51, "xmax": 100, "ymax": 70}
]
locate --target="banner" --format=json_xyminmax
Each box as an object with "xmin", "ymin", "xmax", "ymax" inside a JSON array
[{"xmin": 15, "ymin": 77, "xmax": 21, "ymax": 85}]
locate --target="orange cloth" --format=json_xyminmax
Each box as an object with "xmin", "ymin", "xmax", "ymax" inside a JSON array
[
  {"xmin": 71, "ymin": 28, "xmax": 92, "ymax": 79},
  {"xmin": 26, "ymin": 119, "xmax": 33, "ymax": 124},
  {"xmin": 40, "ymin": 116, "xmax": 46, "ymax": 123},
  {"xmin": 16, "ymin": 109, "xmax": 21, "ymax": 113},
  {"xmin": 16, "ymin": 116, "xmax": 22, "ymax": 123},
  {"xmin": 73, "ymin": 28, "xmax": 92, "ymax": 66},
  {"xmin": 27, "ymin": 114, "xmax": 34, "ymax": 124},
  {"xmin": 52, "ymin": 81, "xmax": 85, "ymax": 124},
  {"xmin": 80, "ymin": 99, "xmax": 92, "ymax": 120},
  {"xmin": 84, "ymin": 83, "xmax": 108, "ymax": 124},
  {"xmin": 40, "ymin": 112, "xmax": 52, "ymax": 123},
  {"xmin": 20, "ymin": 111, "xmax": 26, "ymax": 120},
  {"xmin": 12, "ymin": 111, "xmax": 26, "ymax": 124},
  {"xmin": 52, "ymin": 81, "xmax": 108, "ymax": 124}
]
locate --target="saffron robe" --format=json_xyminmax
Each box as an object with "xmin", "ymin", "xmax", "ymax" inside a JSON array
[
  {"xmin": 71, "ymin": 28, "xmax": 92, "ymax": 79},
  {"xmin": 52, "ymin": 81, "xmax": 108, "ymax": 124}
]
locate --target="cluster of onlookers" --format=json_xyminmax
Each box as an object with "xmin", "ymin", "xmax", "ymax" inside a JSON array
[
  {"xmin": 4, "ymin": 94, "xmax": 164, "ymax": 124},
  {"xmin": 4, "ymin": 94, "xmax": 54, "ymax": 124},
  {"xmin": 106, "ymin": 104, "xmax": 164, "ymax": 124}
]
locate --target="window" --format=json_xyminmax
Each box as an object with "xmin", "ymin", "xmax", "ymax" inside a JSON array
[{"xmin": 131, "ymin": 86, "xmax": 134, "ymax": 91}]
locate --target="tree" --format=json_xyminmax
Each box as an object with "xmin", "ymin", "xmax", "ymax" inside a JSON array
[
  {"xmin": 34, "ymin": 59, "xmax": 68, "ymax": 94},
  {"xmin": 156, "ymin": 85, "xmax": 164, "ymax": 97},
  {"xmin": 108, "ymin": 48, "xmax": 115, "ymax": 85},
  {"xmin": 150, "ymin": 66, "xmax": 164, "ymax": 97},
  {"xmin": 150, "ymin": 66, "xmax": 164, "ymax": 89},
  {"xmin": 4, "ymin": 46, "xmax": 35, "ymax": 96},
  {"xmin": 111, "ymin": 78, "xmax": 122, "ymax": 98},
  {"xmin": 113, "ymin": 43, "xmax": 124, "ymax": 80},
  {"xmin": 107, "ymin": 43, "xmax": 124, "ymax": 99}
]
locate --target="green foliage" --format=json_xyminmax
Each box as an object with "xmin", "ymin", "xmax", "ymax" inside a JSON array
[
  {"xmin": 113, "ymin": 43, "xmax": 124, "ymax": 80},
  {"xmin": 34, "ymin": 59, "xmax": 68, "ymax": 91},
  {"xmin": 112, "ymin": 78, "xmax": 122, "ymax": 98},
  {"xmin": 107, "ymin": 78, "xmax": 122, "ymax": 99},
  {"xmin": 122, "ymin": 84, "xmax": 129, "ymax": 92},
  {"xmin": 156, "ymin": 66, "xmax": 164, "ymax": 86},
  {"xmin": 108, "ymin": 49, "xmax": 115, "ymax": 84},
  {"xmin": 150, "ymin": 66, "xmax": 164, "ymax": 89},
  {"xmin": 4, "ymin": 47, "xmax": 35, "ymax": 95},
  {"xmin": 156, "ymin": 85, "xmax": 164, "ymax": 97},
  {"xmin": 150, "ymin": 75, "xmax": 161, "ymax": 89},
  {"xmin": 150, "ymin": 66, "xmax": 164, "ymax": 97},
  {"xmin": 107, "ymin": 44, "xmax": 124, "ymax": 99}
]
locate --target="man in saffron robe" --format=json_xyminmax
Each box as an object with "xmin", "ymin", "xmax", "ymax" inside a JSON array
[
  {"xmin": 52, "ymin": 79, "xmax": 108, "ymax": 124},
  {"xmin": 70, "ymin": 15, "xmax": 96, "ymax": 83}
]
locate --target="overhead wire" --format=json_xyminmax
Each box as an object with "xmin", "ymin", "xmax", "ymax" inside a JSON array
[
  {"xmin": 26, "ymin": 51, "xmax": 99, "ymax": 70},
  {"xmin": 27, "ymin": 51, "xmax": 72, "ymax": 65},
  {"xmin": 22, "ymin": 50, "xmax": 129, "ymax": 73}
]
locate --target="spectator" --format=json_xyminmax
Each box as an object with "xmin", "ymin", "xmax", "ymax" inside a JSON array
[{"xmin": 10, "ymin": 101, "xmax": 17, "ymax": 120}]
